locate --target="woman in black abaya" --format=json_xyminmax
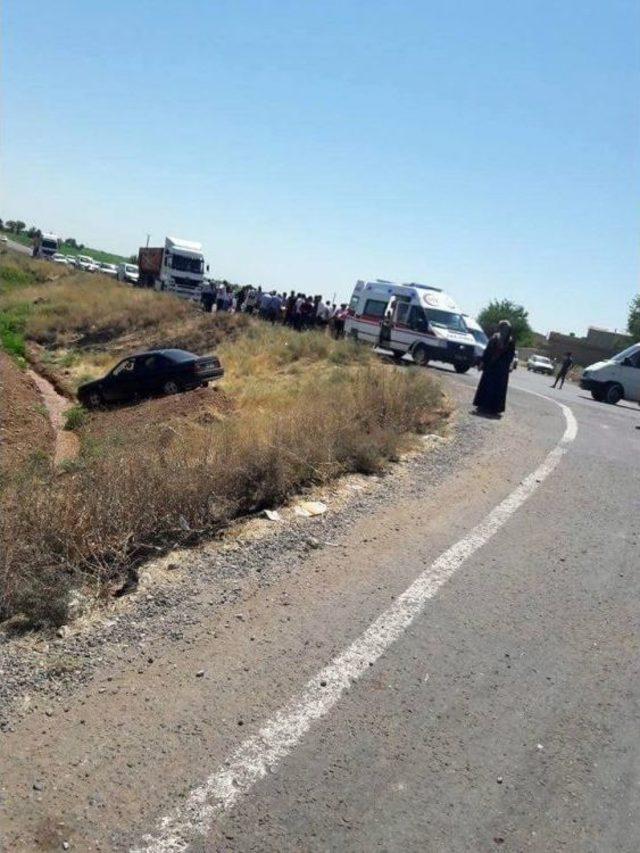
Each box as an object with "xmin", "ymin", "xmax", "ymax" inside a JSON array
[{"xmin": 473, "ymin": 319, "xmax": 515, "ymax": 416}]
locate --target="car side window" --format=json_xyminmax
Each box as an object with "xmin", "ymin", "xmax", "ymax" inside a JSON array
[
  {"xmin": 112, "ymin": 358, "xmax": 135, "ymax": 376},
  {"xmin": 628, "ymin": 351, "xmax": 640, "ymax": 368}
]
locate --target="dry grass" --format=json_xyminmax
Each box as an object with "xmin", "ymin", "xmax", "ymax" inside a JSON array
[
  {"xmin": 1, "ymin": 276, "xmax": 195, "ymax": 346},
  {"xmin": 0, "ymin": 255, "xmax": 451, "ymax": 628},
  {"xmin": 1, "ymin": 366, "xmax": 447, "ymax": 627}
]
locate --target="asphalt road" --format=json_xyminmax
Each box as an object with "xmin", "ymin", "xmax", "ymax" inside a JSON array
[
  {"xmin": 2, "ymin": 237, "xmax": 32, "ymax": 255},
  {"xmin": 1, "ymin": 367, "xmax": 638, "ymax": 852}
]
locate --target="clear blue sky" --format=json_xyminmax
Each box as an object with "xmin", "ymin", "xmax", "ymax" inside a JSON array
[{"xmin": 2, "ymin": 0, "xmax": 639, "ymax": 334}]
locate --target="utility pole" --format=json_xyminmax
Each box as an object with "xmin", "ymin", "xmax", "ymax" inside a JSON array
[{"xmin": 146, "ymin": 234, "xmax": 150, "ymax": 247}]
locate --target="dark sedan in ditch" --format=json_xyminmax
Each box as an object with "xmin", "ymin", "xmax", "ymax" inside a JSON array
[{"xmin": 77, "ymin": 348, "xmax": 224, "ymax": 407}]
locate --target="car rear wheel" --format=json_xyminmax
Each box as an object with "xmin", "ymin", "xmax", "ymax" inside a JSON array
[
  {"xmin": 604, "ymin": 383, "xmax": 623, "ymax": 405},
  {"xmin": 412, "ymin": 344, "xmax": 429, "ymax": 367},
  {"xmin": 163, "ymin": 379, "xmax": 181, "ymax": 396},
  {"xmin": 85, "ymin": 390, "xmax": 103, "ymax": 409},
  {"xmin": 454, "ymin": 362, "xmax": 470, "ymax": 374},
  {"xmin": 591, "ymin": 388, "xmax": 605, "ymax": 402}
]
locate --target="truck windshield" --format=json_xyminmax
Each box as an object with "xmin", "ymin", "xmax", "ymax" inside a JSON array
[
  {"xmin": 170, "ymin": 254, "xmax": 204, "ymax": 274},
  {"xmin": 42, "ymin": 240, "xmax": 58, "ymax": 251},
  {"xmin": 425, "ymin": 309, "xmax": 467, "ymax": 333}
]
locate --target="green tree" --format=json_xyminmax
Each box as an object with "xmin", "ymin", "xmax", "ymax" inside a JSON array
[
  {"xmin": 14, "ymin": 221, "xmax": 26, "ymax": 234},
  {"xmin": 27, "ymin": 226, "xmax": 38, "ymax": 238},
  {"xmin": 477, "ymin": 299, "xmax": 533, "ymax": 345},
  {"xmin": 628, "ymin": 294, "xmax": 640, "ymax": 340},
  {"xmin": 5, "ymin": 220, "xmax": 16, "ymax": 232}
]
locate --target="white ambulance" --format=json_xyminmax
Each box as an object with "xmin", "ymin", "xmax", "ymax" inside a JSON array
[{"xmin": 345, "ymin": 280, "xmax": 477, "ymax": 373}]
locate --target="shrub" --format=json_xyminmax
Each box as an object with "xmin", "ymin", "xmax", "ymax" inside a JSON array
[{"xmin": 64, "ymin": 405, "xmax": 87, "ymax": 431}]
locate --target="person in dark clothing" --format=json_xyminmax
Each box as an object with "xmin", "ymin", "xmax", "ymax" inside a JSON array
[
  {"xmin": 473, "ymin": 320, "xmax": 516, "ymax": 416},
  {"xmin": 552, "ymin": 352, "xmax": 573, "ymax": 389},
  {"xmin": 200, "ymin": 282, "xmax": 214, "ymax": 313}
]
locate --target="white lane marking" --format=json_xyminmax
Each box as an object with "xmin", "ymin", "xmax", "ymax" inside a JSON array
[{"xmin": 134, "ymin": 397, "xmax": 577, "ymax": 853}]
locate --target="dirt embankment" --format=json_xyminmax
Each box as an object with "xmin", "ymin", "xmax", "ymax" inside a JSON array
[{"xmin": 0, "ymin": 353, "xmax": 54, "ymax": 475}]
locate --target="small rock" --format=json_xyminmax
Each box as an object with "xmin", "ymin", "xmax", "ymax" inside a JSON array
[
  {"xmin": 33, "ymin": 781, "xmax": 44, "ymax": 791},
  {"xmin": 167, "ymin": 563, "xmax": 178, "ymax": 571},
  {"xmin": 62, "ymin": 843, "xmax": 70, "ymax": 851},
  {"xmin": 496, "ymin": 776, "xmax": 503, "ymax": 784},
  {"xmin": 195, "ymin": 670, "xmax": 205, "ymax": 678},
  {"xmin": 306, "ymin": 536, "xmax": 321, "ymax": 549},
  {"xmin": 56, "ymin": 627, "xmax": 67, "ymax": 639}
]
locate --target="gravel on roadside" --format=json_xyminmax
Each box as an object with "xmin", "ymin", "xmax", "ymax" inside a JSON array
[{"xmin": 0, "ymin": 385, "xmax": 489, "ymax": 729}]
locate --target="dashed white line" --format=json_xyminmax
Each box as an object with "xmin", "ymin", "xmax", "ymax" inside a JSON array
[{"xmin": 134, "ymin": 397, "xmax": 577, "ymax": 852}]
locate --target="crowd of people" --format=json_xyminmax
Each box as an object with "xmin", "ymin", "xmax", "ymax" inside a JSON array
[{"xmin": 200, "ymin": 281, "xmax": 350, "ymax": 338}]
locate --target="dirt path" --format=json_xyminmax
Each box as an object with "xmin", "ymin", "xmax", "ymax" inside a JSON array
[{"xmin": 27, "ymin": 369, "xmax": 79, "ymax": 465}]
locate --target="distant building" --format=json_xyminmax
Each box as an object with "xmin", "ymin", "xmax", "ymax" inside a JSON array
[{"xmin": 545, "ymin": 326, "xmax": 633, "ymax": 367}]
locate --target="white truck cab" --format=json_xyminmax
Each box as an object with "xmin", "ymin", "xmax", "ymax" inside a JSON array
[
  {"xmin": 580, "ymin": 342, "xmax": 640, "ymax": 404},
  {"xmin": 138, "ymin": 237, "xmax": 205, "ymax": 300},
  {"xmin": 345, "ymin": 280, "xmax": 476, "ymax": 372},
  {"xmin": 160, "ymin": 237, "xmax": 205, "ymax": 300},
  {"xmin": 33, "ymin": 232, "xmax": 60, "ymax": 259}
]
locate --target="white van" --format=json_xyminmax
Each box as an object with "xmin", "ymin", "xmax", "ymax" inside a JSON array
[
  {"xmin": 345, "ymin": 280, "xmax": 477, "ymax": 372},
  {"xmin": 580, "ymin": 342, "xmax": 640, "ymax": 404},
  {"xmin": 462, "ymin": 315, "xmax": 488, "ymax": 365}
]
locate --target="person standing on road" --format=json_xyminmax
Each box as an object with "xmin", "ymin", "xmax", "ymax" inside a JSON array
[
  {"xmin": 552, "ymin": 352, "xmax": 573, "ymax": 389},
  {"xmin": 473, "ymin": 319, "xmax": 516, "ymax": 417},
  {"xmin": 215, "ymin": 282, "xmax": 227, "ymax": 312},
  {"xmin": 200, "ymin": 281, "xmax": 214, "ymax": 313},
  {"xmin": 332, "ymin": 304, "xmax": 348, "ymax": 339}
]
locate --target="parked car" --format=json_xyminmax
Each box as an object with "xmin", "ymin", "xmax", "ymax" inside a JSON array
[
  {"xmin": 77, "ymin": 348, "xmax": 224, "ymax": 408},
  {"xmin": 580, "ymin": 342, "xmax": 640, "ymax": 404},
  {"xmin": 51, "ymin": 253, "xmax": 69, "ymax": 265},
  {"xmin": 98, "ymin": 262, "xmax": 118, "ymax": 277},
  {"xmin": 0, "ymin": 235, "xmax": 8, "ymax": 244},
  {"xmin": 511, "ymin": 350, "xmax": 519, "ymax": 371},
  {"xmin": 117, "ymin": 262, "xmax": 140, "ymax": 285},
  {"xmin": 527, "ymin": 354, "xmax": 554, "ymax": 375},
  {"xmin": 77, "ymin": 254, "xmax": 96, "ymax": 271}
]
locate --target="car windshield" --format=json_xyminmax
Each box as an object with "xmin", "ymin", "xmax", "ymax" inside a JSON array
[
  {"xmin": 425, "ymin": 309, "xmax": 467, "ymax": 333},
  {"xmin": 170, "ymin": 254, "xmax": 204, "ymax": 274},
  {"xmin": 125, "ymin": 264, "xmax": 138, "ymax": 274},
  {"xmin": 612, "ymin": 344, "xmax": 640, "ymax": 363}
]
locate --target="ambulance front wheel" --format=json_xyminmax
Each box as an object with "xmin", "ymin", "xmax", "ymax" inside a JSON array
[
  {"xmin": 412, "ymin": 344, "xmax": 429, "ymax": 367},
  {"xmin": 454, "ymin": 361, "xmax": 471, "ymax": 374}
]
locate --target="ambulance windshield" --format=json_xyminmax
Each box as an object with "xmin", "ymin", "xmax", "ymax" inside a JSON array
[{"xmin": 425, "ymin": 309, "xmax": 467, "ymax": 333}]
